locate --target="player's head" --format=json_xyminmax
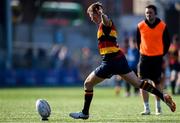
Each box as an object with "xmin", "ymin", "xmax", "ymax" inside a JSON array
[
  {"xmin": 87, "ymin": 2, "xmax": 103, "ymax": 24},
  {"xmin": 145, "ymin": 5, "xmax": 157, "ymax": 23}
]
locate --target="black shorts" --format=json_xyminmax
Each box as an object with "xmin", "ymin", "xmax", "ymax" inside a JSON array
[
  {"xmin": 138, "ymin": 55, "xmax": 163, "ymax": 84},
  {"xmin": 94, "ymin": 54, "xmax": 132, "ymax": 79}
]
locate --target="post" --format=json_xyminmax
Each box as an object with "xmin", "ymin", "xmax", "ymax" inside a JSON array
[{"xmin": 5, "ymin": 0, "xmax": 13, "ymax": 68}]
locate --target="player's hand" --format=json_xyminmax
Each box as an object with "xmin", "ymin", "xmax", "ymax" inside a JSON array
[{"xmin": 95, "ymin": 8, "xmax": 103, "ymax": 16}]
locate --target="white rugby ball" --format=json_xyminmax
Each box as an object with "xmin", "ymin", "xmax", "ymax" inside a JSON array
[{"xmin": 36, "ymin": 99, "xmax": 51, "ymax": 120}]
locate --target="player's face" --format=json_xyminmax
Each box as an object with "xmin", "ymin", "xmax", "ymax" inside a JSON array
[
  {"xmin": 88, "ymin": 12, "xmax": 101, "ymax": 24},
  {"xmin": 145, "ymin": 8, "xmax": 156, "ymax": 23}
]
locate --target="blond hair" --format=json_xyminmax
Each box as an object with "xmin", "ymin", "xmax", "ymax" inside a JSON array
[{"xmin": 87, "ymin": 2, "xmax": 103, "ymax": 14}]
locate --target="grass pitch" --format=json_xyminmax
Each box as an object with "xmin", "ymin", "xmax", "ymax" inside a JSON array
[{"xmin": 0, "ymin": 87, "xmax": 180, "ymax": 123}]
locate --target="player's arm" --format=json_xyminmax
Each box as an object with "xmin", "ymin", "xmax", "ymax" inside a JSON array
[
  {"xmin": 96, "ymin": 8, "xmax": 112, "ymax": 27},
  {"xmin": 162, "ymin": 26, "xmax": 170, "ymax": 55},
  {"xmin": 136, "ymin": 27, "xmax": 141, "ymax": 50},
  {"xmin": 101, "ymin": 12, "xmax": 111, "ymax": 27}
]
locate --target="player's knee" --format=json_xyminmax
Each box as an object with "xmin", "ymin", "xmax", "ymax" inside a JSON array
[{"xmin": 84, "ymin": 81, "xmax": 94, "ymax": 90}]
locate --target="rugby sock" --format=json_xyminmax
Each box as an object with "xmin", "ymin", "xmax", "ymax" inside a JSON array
[
  {"xmin": 155, "ymin": 100, "xmax": 161, "ymax": 109},
  {"xmin": 140, "ymin": 80, "xmax": 164, "ymax": 101},
  {"xmin": 82, "ymin": 90, "xmax": 93, "ymax": 115},
  {"xmin": 144, "ymin": 102, "xmax": 150, "ymax": 111}
]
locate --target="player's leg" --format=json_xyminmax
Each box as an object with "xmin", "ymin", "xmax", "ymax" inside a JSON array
[
  {"xmin": 70, "ymin": 59, "xmax": 115, "ymax": 119},
  {"xmin": 155, "ymin": 69, "xmax": 167, "ymax": 115},
  {"xmin": 69, "ymin": 71, "xmax": 104, "ymax": 119},
  {"xmin": 140, "ymin": 90, "xmax": 150, "ymax": 115},
  {"xmin": 154, "ymin": 83, "xmax": 162, "ymax": 115},
  {"xmin": 176, "ymin": 72, "xmax": 180, "ymax": 94},
  {"xmin": 120, "ymin": 71, "xmax": 176, "ymax": 112},
  {"xmin": 82, "ymin": 71, "xmax": 104, "ymax": 115},
  {"xmin": 114, "ymin": 75, "xmax": 122, "ymax": 96},
  {"xmin": 138, "ymin": 59, "xmax": 152, "ymax": 115},
  {"xmin": 170, "ymin": 70, "xmax": 177, "ymax": 95},
  {"xmin": 145, "ymin": 59, "xmax": 165, "ymax": 115},
  {"xmin": 125, "ymin": 82, "xmax": 131, "ymax": 97},
  {"xmin": 132, "ymin": 69, "xmax": 139, "ymax": 95}
]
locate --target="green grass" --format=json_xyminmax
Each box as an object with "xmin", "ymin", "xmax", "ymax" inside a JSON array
[{"xmin": 0, "ymin": 87, "xmax": 180, "ymax": 123}]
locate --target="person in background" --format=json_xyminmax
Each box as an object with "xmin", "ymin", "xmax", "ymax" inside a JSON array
[
  {"xmin": 114, "ymin": 75, "xmax": 123, "ymax": 96},
  {"xmin": 136, "ymin": 5, "xmax": 171, "ymax": 115},
  {"xmin": 69, "ymin": 2, "xmax": 176, "ymax": 120},
  {"xmin": 168, "ymin": 34, "xmax": 180, "ymax": 95},
  {"xmin": 176, "ymin": 51, "xmax": 180, "ymax": 94},
  {"xmin": 125, "ymin": 37, "xmax": 140, "ymax": 97}
]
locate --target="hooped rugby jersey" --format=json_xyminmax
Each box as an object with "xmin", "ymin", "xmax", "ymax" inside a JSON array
[{"xmin": 97, "ymin": 21, "xmax": 122, "ymax": 61}]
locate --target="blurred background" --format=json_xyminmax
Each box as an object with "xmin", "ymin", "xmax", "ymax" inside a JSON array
[{"xmin": 0, "ymin": 0, "xmax": 179, "ymax": 87}]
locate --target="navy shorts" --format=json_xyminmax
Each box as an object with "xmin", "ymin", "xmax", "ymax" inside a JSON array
[{"xmin": 94, "ymin": 54, "xmax": 132, "ymax": 79}]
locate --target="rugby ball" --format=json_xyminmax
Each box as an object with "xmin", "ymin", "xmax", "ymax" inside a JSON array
[{"xmin": 36, "ymin": 99, "xmax": 51, "ymax": 120}]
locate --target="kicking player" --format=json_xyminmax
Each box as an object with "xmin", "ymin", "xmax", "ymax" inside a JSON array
[{"xmin": 69, "ymin": 2, "xmax": 176, "ymax": 120}]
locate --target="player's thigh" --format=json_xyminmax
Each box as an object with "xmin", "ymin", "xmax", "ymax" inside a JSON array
[{"xmin": 120, "ymin": 71, "xmax": 140, "ymax": 88}]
